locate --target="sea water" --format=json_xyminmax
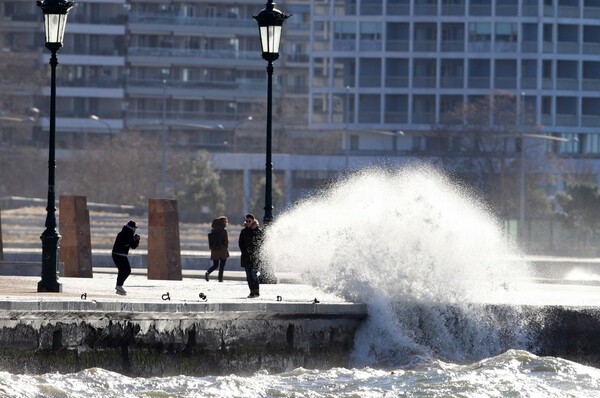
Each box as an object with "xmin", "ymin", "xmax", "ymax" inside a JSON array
[{"xmin": 3, "ymin": 167, "xmax": 600, "ymax": 397}]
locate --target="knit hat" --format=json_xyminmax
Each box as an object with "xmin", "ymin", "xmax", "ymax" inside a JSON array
[{"xmin": 126, "ymin": 220, "xmax": 137, "ymax": 229}]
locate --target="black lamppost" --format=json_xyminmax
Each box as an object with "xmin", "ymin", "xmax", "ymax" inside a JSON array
[
  {"xmin": 37, "ymin": 0, "xmax": 74, "ymax": 292},
  {"xmin": 253, "ymin": 0, "xmax": 290, "ymax": 226}
]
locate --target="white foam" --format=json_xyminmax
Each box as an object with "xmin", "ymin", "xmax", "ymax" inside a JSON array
[{"xmin": 262, "ymin": 166, "xmax": 534, "ymax": 365}]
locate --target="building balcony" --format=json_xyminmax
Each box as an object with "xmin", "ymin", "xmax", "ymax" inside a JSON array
[
  {"xmin": 359, "ymin": 40, "xmax": 382, "ymax": 51},
  {"xmin": 468, "ymin": 77, "xmax": 490, "ymax": 89},
  {"xmin": 521, "ymin": 42, "xmax": 538, "ymax": 53},
  {"xmin": 521, "ymin": 78, "xmax": 537, "ymax": 90},
  {"xmin": 413, "ymin": 112, "xmax": 436, "ymax": 124},
  {"xmin": 557, "ymin": 42, "xmax": 580, "ymax": 54},
  {"xmin": 441, "ymin": 41, "xmax": 464, "ymax": 52},
  {"xmin": 386, "ymin": 40, "xmax": 410, "ymax": 52},
  {"xmin": 495, "ymin": 42, "xmax": 518, "ymax": 53},
  {"xmin": 556, "ymin": 78, "xmax": 579, "ymax": 90},
  {"xmin": 413, "ymin": 40, "xmax": 437, "ymax": 52},
  {"xmin": 442, "ymin": 5, "xmax": 465, "ymax": 16},
  {"xmin": 582, "ymin": 79, "xmax": 600, "ymax": 91},
  {"xmin": 582, "ymin": 115, "xmax": 600, "ymax": 127},
  {"xmin": 386, "ymin": 4, "xmax": 410, "ymax": 15},
  {"xmin": 385, "ymin": 76, "xmax": 409, "ymax": 88},
  {"xmin": 496, "ymin": 5, "xmax": 518, "ymax": 16},
  {"xmin": 522, "ymin": 5, "xmax": 538, "ymax": 17},
  {"xmin": 413, "ymin": 77, "xmax": 436, "ymax": 89},
  {"xmin": 128, "ymin": 13, "xmax": 253, "ymax": 29},
  {"xmin": 555, "ymin": 115, "xmax": 579, "ymax": 127},
  {"xmin": 414, "ymin": 5, "xmax": 437, "ymax": 16},
  {"xmin": 468, "ymin": 42, "xmax": 492, "ymax": 52},
  {"xmin": 358, "ymin": 111, "xmax": 380, "ymax": 123},
  {"xmin": 584, "ymin": 6, "xmax": 600, "ymax": 19},
  {"xmin": 557, "ymin": 6, "xmax": 580, "ymax": 18},
  {"xmin": 583, "ymin": 43, "xmax": 600, "ymax": 55},
  {"xmin": 440, "ymin": 77, "xmax": 464, "ymax": 89},
  {"xmin": 469, "ymin": 5, "xmax": 492, "ymax": 16},
  {"xmin": 127, "ymin": 47, "xmax": 261, "ymax": 66},
  {"xmin": 494, "ymin": 77, "xmax": 517, "ymax": 89},
  {"xmin": 332, "ymin": 40, "xmax": 356, "ymax": 51},
  {"xmin": 384, "ymin": 112, "xmax": 408, "ymax": 124}
]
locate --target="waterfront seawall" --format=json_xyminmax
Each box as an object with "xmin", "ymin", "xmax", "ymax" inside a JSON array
[{"xmin": 0, "ymin": 273, "xmax": 599, "ymax": 375}]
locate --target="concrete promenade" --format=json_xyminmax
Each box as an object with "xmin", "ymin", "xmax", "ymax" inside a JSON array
[{"xmin": 0, "ymin": 269, "xmax": 365, "ymax": 315}]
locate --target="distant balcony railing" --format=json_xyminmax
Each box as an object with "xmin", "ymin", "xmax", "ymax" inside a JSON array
[
  {"xmin": 468, "ymin": 41, "xmax": 492, "ymax": 52},
  {"xmin": 440, "ymin": 77, "xmax": 464, "ymax": 88},
  {"xmin": 495, "ymin": 42, "xmax": 518, "ymax": 53},
  {"xmin": 556, "ymin": 78, "xmax": 579, "ymax": 90},
  {"xmin": 557, "ymin": 6, "xmax": 580, "ymax": 18},
  {"xmin": 582, "ymin": 79, "xmax": 600, "ymax": 91},
  {"xmin": 584, "ymin": 7, "xmax": 600, "ymax": 18},
  {"xmin": 557, "ymin": 42, "xmax": 580, "ymax": 54},
  {"xmin": 583, "ymin": 43, "xmax": 600, "ymax": 55},
  {"xmin": 413, "ymin": 40, "xmax": 437, "ymax": 52},
  {"xmin": 413, "ymin": 112, "xmax": 436, "ymax": 124},
  {"xmin": 333, "ymin": 40, "xmax": 357, "ymax": 51},
  {"xmin": 521, "ymin": 42, "xmax": 538, "ymax": 53},
  {"xmin": 468, "ymin": 77, "xmax": 490, "ymax": 89},
  {"xmin": 522, "ymin": 5, "xmax": 538, "ymax": 17},
  {"xmin": 358, "ymin": 111, "xmax": 380, "ymax": 123},
  {"xmin": 386, "ymin": 40, "xmax": 410, "ymax": 52},
  {"xmin": 582, "ymin": 115, "xmax": 600, "ymax": 127},
  {"xmin": 469, "ymin": 5, "xmax": 491, "ymax": 16},
  {"xmin": 128, "ymin": 47, "xmax": 257, "ymax": 61},
  {"xmin": 359, "ymin": 40, "xmax": 382, "ymax": 51},
  {"xmin": 385, "ymin": 76, "xmax": 409, "ymax": 87},
  {"xmin": 494, "ymin": 77, "xmax": 517, "ymax": 89},
  {"xmin": 496, "ymin": 5, "xmax": 518, "ymax": 16},
  {"xmin": 58, "ymin": 77, "xmax": 124, "ymax": 88},
  {"xmin": 413, "ymin": 77, "xmax": 436, "ymax": 88},
  {"xmin": 386, "ymin": 5, "xmax": 410, "ymax": 15},
  {"xmin": 384, "ymin": 112, "xmax": 408, "ymax": 124},
  {"xmin": 521, "ymin": 77, "xmax": 537, "ymax": 89},
  {"xmin": 442, "ymin": 5, "xmax": 465, "ymax": 16},
  {"xmin": 441, "ymin": 41, "xmax": 464, "ymax": 52},
  {"xmin": 414, "ymin": 5, "xmax": 437, "ymax": 16},
  {"xmin": 555, "ymin": 115, "xmax": 579, "ymax": 127},
  {"xmin": 129, "ymin": 13, "xmax": 253, "ymax": 28}
]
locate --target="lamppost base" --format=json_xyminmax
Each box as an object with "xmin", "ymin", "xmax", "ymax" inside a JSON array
[{"xmin": 38, "ymin": 231, "xmax": 62, "ymax": 293}]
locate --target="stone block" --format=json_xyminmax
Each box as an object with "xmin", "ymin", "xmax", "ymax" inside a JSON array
[
  {"xmin": 147, "ymin": 199, "xmax": 182, "ymax": 280},
  {"xmin": 59, "ymin": 195, "xmax": 93, "ymax": 278}
]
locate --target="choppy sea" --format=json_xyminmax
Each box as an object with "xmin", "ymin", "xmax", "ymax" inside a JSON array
[{"xmin": 2, "ymin": 350, "xmax": 599, "ymax": 397}]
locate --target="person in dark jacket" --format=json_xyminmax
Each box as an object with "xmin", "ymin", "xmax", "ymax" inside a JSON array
[
  {"xmin": 205, "ymin": 216, "xmax": 230, "ymax": 282},
  {"xmin": 111, "ymin": 220, "xmax": 140, "ymax": 295},
  {"xmin": 238, "ymin": 213, "xmax": 263, "ymax": 298}
]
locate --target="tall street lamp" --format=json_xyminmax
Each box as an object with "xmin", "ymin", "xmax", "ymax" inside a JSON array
[
  {"xmin": 36, "ymin": 0, "xmax": 74, "ymax": 293},
  {"xmin": 253, "ymin": 0, "xmax": 290, "ymax": 226}
]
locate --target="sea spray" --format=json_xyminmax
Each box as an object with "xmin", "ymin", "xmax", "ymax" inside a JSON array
[{"xmin": 261, "ymin": 166, "xmax": 535, "ymax": 366}]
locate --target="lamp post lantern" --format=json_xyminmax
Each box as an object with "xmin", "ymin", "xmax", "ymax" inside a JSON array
[
  {"xmin": 37, "ymin": 0, "xmax": 74, "ymax": 292},
  {"xmin": 253, "ymin": 0, "xmax": 290, "ymax": 226}
]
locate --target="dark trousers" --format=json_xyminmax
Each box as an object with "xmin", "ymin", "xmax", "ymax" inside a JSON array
[
  {"xmin": 112, "ymin": 253, "xmax": 131, "ymax": 286},
  {"xmin": 207, "ymin": 258, "xmax": 227, "ymax": 281},
  {"xmin": 244, "ymin": 265, "xmax": 260, "ymax": 294}
]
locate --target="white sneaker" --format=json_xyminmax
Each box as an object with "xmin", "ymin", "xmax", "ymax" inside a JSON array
[{"xmin": 115, "ymin": 286, "xmax": 127, "ymax": 296}]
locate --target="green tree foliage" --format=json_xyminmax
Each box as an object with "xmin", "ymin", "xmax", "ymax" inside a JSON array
[
  {"xmin": 556, "ymin": 183, "xmax": 600, "ymax": 233},
  {"xmin": 175, "ymin": 151, "xmax": 225, "ymax": 222}
]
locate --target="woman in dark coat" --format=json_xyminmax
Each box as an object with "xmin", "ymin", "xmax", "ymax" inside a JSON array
[
  {"xmin": 205, "ymin": 216, "xmax": 230, "ymax": 282},
  {"xmin": 238, "ymin": 213, "xmax": 263, "ymax": 298},
  {"xmin": 112, "ymin": 220, "xmax": 140, "ymax": 296}
]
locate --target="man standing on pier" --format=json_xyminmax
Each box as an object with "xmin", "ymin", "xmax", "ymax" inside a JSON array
[{"xmin": 238, "ymin": 213, "xmax": 263, "ymax": 298}]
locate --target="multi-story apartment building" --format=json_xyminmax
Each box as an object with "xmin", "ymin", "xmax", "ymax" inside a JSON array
[
  {"xmin": 309, "ymin": 0, "xmax": 600, "ymax": 160},
  {"xmin": 3, "ymin": 0, "xmax": 600, "ymax": 216}
]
